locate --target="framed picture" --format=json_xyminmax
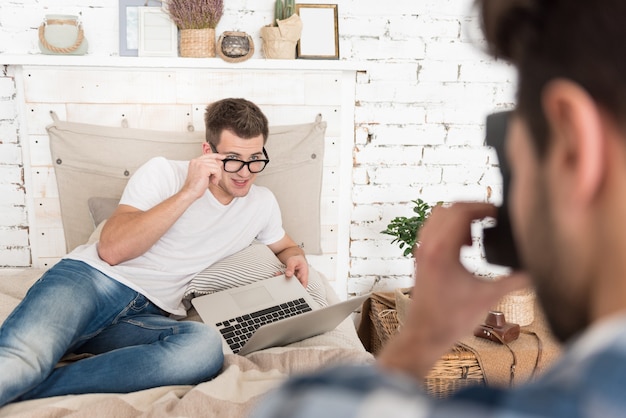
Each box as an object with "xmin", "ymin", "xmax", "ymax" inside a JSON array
[
  {"xmin": 295, "ymin": 4, "xmax": 339, "ymax": 59},
  {"xmin": 119, "ymin": 0, "xmax": 163, "ymax": 56},
  {"xmin": 138, "ymin": 7, "xmax": 178, "ymax": 57}
]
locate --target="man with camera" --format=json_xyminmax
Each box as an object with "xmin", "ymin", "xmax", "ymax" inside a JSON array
[{"xmin": 251, "ymin": 0, "xmax": 626, "ymax": 416}]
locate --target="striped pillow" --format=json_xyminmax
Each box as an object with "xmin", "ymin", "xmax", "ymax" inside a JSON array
[{"xmin": 183, "ymin": 242, "xmax": 327, "ymax": 307}]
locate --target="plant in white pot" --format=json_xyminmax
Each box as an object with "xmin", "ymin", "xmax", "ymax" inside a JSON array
[
  {"xmin": 260, "ymin": 0, "xmax": 302, "ymax": 59},
  {"xmin": 166, "ymin": 0, "xmax": 224, "ymax": 57}
]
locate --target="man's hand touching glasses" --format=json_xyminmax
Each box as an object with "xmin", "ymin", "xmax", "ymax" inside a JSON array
[{"xmin": 184, "ymin": 153, "xmax": 226, "ymax": 200}]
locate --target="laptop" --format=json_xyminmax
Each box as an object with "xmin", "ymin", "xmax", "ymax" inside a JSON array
[{"xmin": 191, "ymin": 274, "xmax": 370, "ymax": 355}]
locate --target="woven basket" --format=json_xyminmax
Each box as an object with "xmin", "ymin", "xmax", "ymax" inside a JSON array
[
  {"xmin": 366, "ymin": 286, "xmax": 541, "ymax": 398},
  {"xmin": 368, "ymin": 296, "xmax": 484, "ymax": 398},
  {"xmin": 492, "ymin": 287, "xmax": 536, "ymax": 326},
  {"xmin": 424, "ymin": 345, "xmax": 484, "ymax": 398},
  {"xmin": 180, "ymin": 28, "xmax": 215, "ymax": 58},
  {"xmin": 368, "ymin": 298, "xmax": 400, "ymax": 354}
]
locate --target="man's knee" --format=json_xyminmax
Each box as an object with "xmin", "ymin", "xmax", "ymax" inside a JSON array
[{"xmin": 176, "ymin": 321, "xmax": 224, "ymax": 382}]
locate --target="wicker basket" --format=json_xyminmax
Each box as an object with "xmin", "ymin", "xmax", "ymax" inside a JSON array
[
  {"xmin": 368, "ymin": 297, "xmax": 400, "ymax": 354},
  {"xmin": 368, "ymin": 296, "xmax": 484, "ymax": 398},
  {"xmin": 424, "ymin": 345, "xmax": 484, "ymax": 399},
  {"xmin": 492, "ymin": 287, "xmax": 536, "ymax": 326},
  {"xmin": 364, "ymin": 287, "xmax": 545, "ymax": 398},
  {"xmin": 180, "ymin": 28, "xmax": 215, "ymax": 58}
]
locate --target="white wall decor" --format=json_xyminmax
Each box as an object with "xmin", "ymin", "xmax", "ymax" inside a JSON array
[
  {"xmin": 138, "ymin": 7, "xmax": 178, "ymax": 57},
  {"xmin": 296, "ymin": 4, "xmax": 339, "ymax": 59}
]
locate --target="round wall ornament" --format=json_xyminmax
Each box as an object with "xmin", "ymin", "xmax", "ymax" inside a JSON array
[{"xmin": 217, "ymin": 31, "xmax": 254, "ymax": 63}]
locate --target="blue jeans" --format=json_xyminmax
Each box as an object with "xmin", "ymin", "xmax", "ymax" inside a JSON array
[{"xmin": 0, "ymin": 259, "xmax": 224, "ymax": 405}]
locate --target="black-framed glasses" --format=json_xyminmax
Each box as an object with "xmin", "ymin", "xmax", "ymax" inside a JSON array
[{"xmin": 210, "ymin": 143, "xmax": 270, "ymax": 174}]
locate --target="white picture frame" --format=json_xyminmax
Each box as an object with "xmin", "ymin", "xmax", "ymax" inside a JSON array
[
  {"xmin": 119, "ymin": 0, "xmax": 162, "ymax": 56},
  {"xmin": 296, "ymin": 4, "xmax": 339, "ymax": 59},
  {"xmin": 138, "ymin": 7, "xmax": 178, "ymax": 57}
]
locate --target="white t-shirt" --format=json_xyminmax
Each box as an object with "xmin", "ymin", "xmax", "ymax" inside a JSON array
[{"xmin": 67, "ymin": 157, "xmax": 286, "ymax": 316}]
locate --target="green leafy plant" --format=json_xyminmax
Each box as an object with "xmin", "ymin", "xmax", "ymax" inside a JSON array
[
  {"xmin": 381, "ymin": 198, "xmax": 434, "ymax": 257},
  {"xmin": 273, "ymin": 0, "xmax": 295, "ymax": 25},
  {"xmin": 166, "ymin": 0, "xmax": 224, "ymax": 29}
]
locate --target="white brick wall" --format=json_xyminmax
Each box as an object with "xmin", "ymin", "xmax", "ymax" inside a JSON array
[
  {"xmin": 0, "ymin": 0, "xmax": 516, "ymax": 294},
  {"xmin": 343, "ymin": 0, "xmax": 516, "ymax": 293},
  {"xmin": 0, "ymin": 68, "xmax": 30, "ymax": 267}
]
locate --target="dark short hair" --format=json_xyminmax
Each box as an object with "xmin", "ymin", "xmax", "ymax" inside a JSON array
[
  {"xmin": 204, "ymin": 98, "xmax": 269, "ymax": 148},
  {"xmin": 478, "ymin": 0, "xmax": 626, "ymax": 158}
]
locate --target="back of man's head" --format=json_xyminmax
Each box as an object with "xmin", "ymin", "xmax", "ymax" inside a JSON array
[
  {"xmin": 204, "ymin": 98, "xmax": 269, "ymax": 147},
  {"xmin": 478, "ymin": 0, "xmax": 626, "ymax": 156}
]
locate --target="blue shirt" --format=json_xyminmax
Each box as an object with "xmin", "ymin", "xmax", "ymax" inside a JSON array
[{"xmin": 252, "ymin": 314, "xmax": 626, "ymax": 418}]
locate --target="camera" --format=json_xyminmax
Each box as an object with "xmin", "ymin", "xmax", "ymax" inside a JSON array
[
  {"xmin": 474, "ymin": 310, "xmax": 520, "ymax": 344},
  {"xmin": 482, "ymin": 111, "xmax": 522, "ymax": 270}
]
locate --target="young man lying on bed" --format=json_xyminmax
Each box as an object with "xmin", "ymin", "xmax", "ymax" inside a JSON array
[{"xmin": 0, "ymin": 97, "xmax": 308, "ymax": 405}]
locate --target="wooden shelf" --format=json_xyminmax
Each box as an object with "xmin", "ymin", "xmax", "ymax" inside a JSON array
[{"xmin": 0, "ymin": 53, "xmax": 364, "ymax": 72}]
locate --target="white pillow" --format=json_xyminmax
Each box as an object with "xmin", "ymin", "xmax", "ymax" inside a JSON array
[
  {"xmin": 184, "ymin": 243, "xmax": 285, "ymax": 299},
  {"xmin": 184, "ymin": 242, "xmax": 328, "ymax": 308}
]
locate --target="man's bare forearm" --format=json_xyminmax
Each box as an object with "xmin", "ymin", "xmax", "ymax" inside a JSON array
[
  {"xmin": 275, "ymin": 245, "xmax": 305, "ymax": 266},
  {"xmin": 97, "ymin": 189, "xmax": 197, "ymax": 265}
]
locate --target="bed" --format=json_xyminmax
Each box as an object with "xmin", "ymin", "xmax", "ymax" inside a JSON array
[{"xmin": 0, "ymin": 116, "xmax": 374, "ymax": 417}]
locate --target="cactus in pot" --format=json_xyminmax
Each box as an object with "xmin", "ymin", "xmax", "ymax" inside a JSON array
[
  {"xmin": 261, "ymin": 0, "xmax": 302, "ymax": 58},
  {"xmin": 273, "ymin": 0, "xmax": 295, "ymax": 25},
  {"xmin": 274, "ymin": 0, "xmax": 283, "ymax": 25},
  {"xmin": 284, "ymin": 0, "xmax": 295, "ymax": 20}
]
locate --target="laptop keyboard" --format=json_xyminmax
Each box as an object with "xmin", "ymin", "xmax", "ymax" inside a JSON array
[{"xmin": 215, "ymin": 298, "xmax": 313, "ymax": 354}]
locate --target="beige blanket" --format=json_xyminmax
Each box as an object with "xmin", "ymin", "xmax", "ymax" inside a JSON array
[
  {"xmin": 0, "ymin": 345, "xmax": 373, "ymax": 418},
  {"xmin": 0, "ymin": 269, "xmax": 374, "ymax": 417}
]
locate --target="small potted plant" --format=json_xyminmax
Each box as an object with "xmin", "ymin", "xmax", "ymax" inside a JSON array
[
  {"xmin": 381, "ymin": 198, "xmax": 435, "ymax": 257},
  {"xmin": 380, "ymin": 198, "xmax": 436, "ymax": 328},
  {"xmin": 165, "ymin": 0, "xmax": 224, "ymax": 57},
  {"xmin": 260, "ymin": 0, "xmax": 302, "ymax": 59}
]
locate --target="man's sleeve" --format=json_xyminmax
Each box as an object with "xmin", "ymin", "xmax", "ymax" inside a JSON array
[
  {"xmin": 250, "ymin": 365, "xmax": 433, "ymax": 418},
  {"xmin": 119, "ymin": 157, "xmax": 178, "ymax": 211}
]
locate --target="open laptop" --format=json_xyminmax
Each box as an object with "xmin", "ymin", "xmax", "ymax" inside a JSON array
[{"xmin": 192, "ymin": 274, "xmax": 370, "ymax": 355}]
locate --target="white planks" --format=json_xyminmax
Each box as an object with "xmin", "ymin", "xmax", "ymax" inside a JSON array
[
  {"xmin": 22, "ymin": 68, "xmax": 343, "ymax": 105},
  {"xmin": 18, "ymin": 65, "xmax": 355, "ymax": 297}
]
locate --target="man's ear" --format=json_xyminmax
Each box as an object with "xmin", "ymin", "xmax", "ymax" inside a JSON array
[
  {"xmin": 202, "ymin": 142, "xmax": 212, "ymax": 155},
  {"xmin": 541, "ymin": 79, "xmax": 605, "ymax": 205}
]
